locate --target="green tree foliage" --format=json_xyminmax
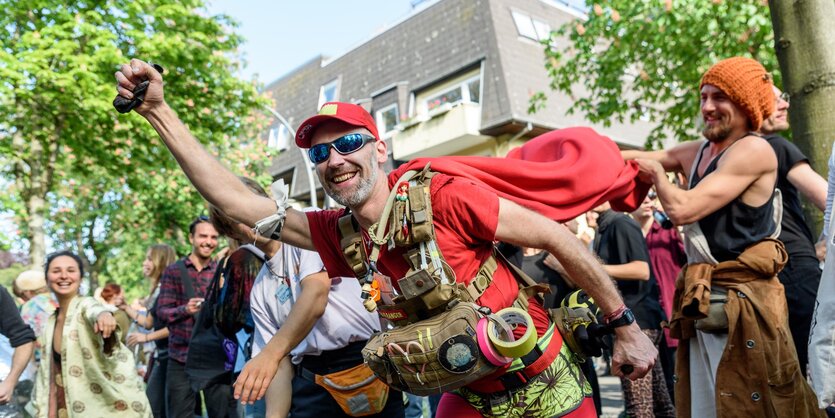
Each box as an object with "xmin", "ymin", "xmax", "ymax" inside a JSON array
[
  {"xmin": 0, "ymin": 0, "xmax": 274, "ymax": 295},
  {"xmin": 541, "ymin": 0, "xmax": 775, "ymax": 148}
]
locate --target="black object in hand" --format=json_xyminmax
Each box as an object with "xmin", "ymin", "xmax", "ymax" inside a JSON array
[
  {"xmin": 113, "ymin": 63, "xmax": 164, "ymax": 114},
  {"xmin": 620, "ymin": 364, "xmax": 634, "ymax": 375}
]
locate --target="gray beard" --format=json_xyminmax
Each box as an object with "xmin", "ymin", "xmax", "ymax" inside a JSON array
[{"xmin": 325, "ymin": 160, "xmax": 378, "ymax": 207}]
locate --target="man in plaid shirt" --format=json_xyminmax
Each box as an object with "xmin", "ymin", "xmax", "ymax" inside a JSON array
[{"xmin": 156, "ymin": 216, "xmax": 219, "ymax": 418}]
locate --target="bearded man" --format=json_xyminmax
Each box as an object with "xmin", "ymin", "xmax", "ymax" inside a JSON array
[{"xmin": 623, "ymin": 57, "xmax": 823, "ymax": 418}]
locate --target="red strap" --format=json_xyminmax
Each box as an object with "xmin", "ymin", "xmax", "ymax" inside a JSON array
[{"xmin": 603, "ymin": 304, "xmax": 628, "ymax": 324}]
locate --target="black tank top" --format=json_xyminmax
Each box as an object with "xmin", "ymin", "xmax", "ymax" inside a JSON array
[{"xmin": 690, "ymin": 142, "xmax": 776, "ymax": 262}]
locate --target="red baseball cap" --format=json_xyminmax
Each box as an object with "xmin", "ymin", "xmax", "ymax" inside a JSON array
[{"xmin": 295, "ymin": 102, "xmax": 380, "ymax": 148}]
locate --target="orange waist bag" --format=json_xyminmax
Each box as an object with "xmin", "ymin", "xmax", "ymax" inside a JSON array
[{"xmin": 312, "ymin": 363, "xmax": 390, "ymax": 417}]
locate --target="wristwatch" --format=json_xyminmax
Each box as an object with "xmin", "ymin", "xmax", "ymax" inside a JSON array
[{"xmin": 605, "ymin": 308, "xmax": 635, "ymax": 328}]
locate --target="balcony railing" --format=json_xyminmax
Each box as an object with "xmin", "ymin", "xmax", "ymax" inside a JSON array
[{"xmin": 392, "ymin": 102, "xmax": 490, "ymax": 160}]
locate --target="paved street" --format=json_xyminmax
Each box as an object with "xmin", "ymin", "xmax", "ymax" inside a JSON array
[{"xmin": 598, "ymin": 374, "xmax": 625, "ymax": 418}]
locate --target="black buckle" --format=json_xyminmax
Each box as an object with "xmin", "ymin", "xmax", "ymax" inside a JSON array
[{"xmin": 496, "ymin": 344, "xmax": 543, "ymax": 392}]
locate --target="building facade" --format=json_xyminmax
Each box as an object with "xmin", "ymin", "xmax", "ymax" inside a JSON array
[{"xmin": 262, "ymin": 0, "xmax": 653, "ymax": 205}]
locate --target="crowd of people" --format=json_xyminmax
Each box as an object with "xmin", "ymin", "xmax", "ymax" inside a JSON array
[{"xmin": 0, "ymin": 54, "xmax": 834, "ymax": 418}]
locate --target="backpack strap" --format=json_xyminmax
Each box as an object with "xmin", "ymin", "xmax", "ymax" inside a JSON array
[
  {"xmin": 338, "ymin": 214, "xmax": 368, "ymax": 279},
  {"xmin": 238, "ymin": 244, "xmax": 267, "ymax": 262},
  {"xmin": 493, "ymin": 249, "xmax": 548, "ymax": 309},
  {"xmin": 177, "ymin": 259, "xmax": 196, "ymax": 300}
]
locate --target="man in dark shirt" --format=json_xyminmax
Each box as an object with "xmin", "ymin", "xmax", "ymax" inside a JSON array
[
  {"xmin": 0, "ymin": 286, "xmax": 35, "ymax": 412},
  {"xmin": 624, "ymin": 57, "xmax": 821, "ymax": 418},
  {"xmin": 759, "ymin": 84, "xmax": 828, "ymax": 374},
  {"xmin": 591, "ymin": 202, "xmax": 674, "ymax": 418},
  {"xmin": 157, "ymin": 216, "xmax": 220, "ymax": 418}
]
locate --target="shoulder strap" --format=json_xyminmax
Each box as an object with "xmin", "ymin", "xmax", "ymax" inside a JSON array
[
  {"xmin": 338, "ymin": 214, "xmax": 368, "ymax": 278},
  {"xmin": 177, "ymin": 259, "xmax": 196, "ymax": 300},
  {"xmin": 493, "ymin": 248, "xmax": 547, "ymax": 308},
  {"xmin": 239, "ymin": 244, "xmax": 266, "ymax": 262},
  {"xmin": 689, "ymin": 141, "xmax": 710, "ymax": 188}
]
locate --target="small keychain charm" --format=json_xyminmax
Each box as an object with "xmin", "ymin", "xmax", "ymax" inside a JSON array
[
  {"xmin": 361, "ymin": 283, "xmax": 378, "ymax": 312},
  {"xmin": 396, "ymin": 182, "xmax": 409, "ymax": 201}
]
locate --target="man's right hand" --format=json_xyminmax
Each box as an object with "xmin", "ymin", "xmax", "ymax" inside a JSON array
[
  {"xmin": 185, "ymin": 297, "xmax": 205, "ymax": 315},
  {"xmin": 816, "ymin": 239, "xmax": 827, "ymax": 262},
  {"xmin": 115, "ymin": 58, "xmax": 165, "ymax": 116},
  {"xmin": 611, "ymin": 323, "xmax": 656, "ymax": 381},
  {"xmin": 126, "ymin": 332, "xmax": 145, "ymax": 348},
  {"xmin": 234, "ymin": 348, "xmax": 281, "ymax": 405},
  {"xmin": 0, "ymin": 379, "xmax": 13, "ymax": 404}
]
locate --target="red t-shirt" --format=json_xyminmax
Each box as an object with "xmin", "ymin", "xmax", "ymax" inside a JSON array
[{"xmin": 306, "ymin": 172, "xmax": 550, "ymax": 337}]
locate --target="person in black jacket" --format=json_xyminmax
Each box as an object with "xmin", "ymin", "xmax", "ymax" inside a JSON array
[
  {"xmin": 0, "ymin": 285, "xmax": 35, "ymax": 411},
  {"xmin": 591, "ymin": 202, "xmax": 674, "ymax": 418}
]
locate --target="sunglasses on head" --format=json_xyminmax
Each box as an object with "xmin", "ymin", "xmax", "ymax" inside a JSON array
[
  {"xmin": 189, "ymin": 215, "xmax": 210, "ymax": 234},
  {"xmin": 308, "ymin": 133, "xmax": 376, "ymax": 165}
]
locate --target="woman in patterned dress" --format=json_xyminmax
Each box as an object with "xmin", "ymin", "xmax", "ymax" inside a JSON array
[{"xmin": 31, "ymin": 251, "xmax": 151, "ymax": 418}]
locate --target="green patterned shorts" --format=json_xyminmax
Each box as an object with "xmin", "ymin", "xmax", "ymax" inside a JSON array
[{"xmin": 456, "ymin": 340, "xmax": 592, "ymax": 418}]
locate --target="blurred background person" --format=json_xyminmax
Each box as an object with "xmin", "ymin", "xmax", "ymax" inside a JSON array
[
  {"xmin": 808, "ymin": 140, "xmax": 835, "ymax": 417},
  {"xmin": 0, "ymin": 285, "xmax": 35, "ymax": 418},
  {"xmin": 15, "ymin": 271, "xmax": 57, "ymax": 364},
  {"xmin": 98, "ymin": 283, "xmax": 131, "ymax": 346},
  {"xmin": 33, "ymin": 250, "xmax": 150, "ymax": 417},
  {"xmin": 759, "ymin": 85, "xmax": 828, "ymax": 375},
  {"xmin": 118, "ymin": 244, "xmax": 176, "ymax": 418},
  {"xmin": 591, "ymin": 202, "xmax": 674, "ymax": 418},
  {"xmin": 630, "ymin": 190, "xmax": 685, "ymax": 402},
  {"xmin": 9, "ymin": 270, "xmax": 56, "ymax": 414}
]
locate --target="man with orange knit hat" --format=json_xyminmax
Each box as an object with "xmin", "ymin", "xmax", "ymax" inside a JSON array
[{"xmin": 623, "ymin": 57, "xmax": 823, "ymax": 417}]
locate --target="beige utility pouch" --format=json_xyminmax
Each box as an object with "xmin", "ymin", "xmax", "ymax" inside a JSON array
[{"xmin": 695, "ymin": 286, "xmax": 729, "ymax": 333}]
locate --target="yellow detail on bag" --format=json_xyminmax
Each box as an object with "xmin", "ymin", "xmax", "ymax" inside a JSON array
[{"xmin": 313, "ymin": 363, "xmax": 390, "ymax": 417}]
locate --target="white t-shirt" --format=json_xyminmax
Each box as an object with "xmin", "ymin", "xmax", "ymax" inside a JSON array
[
  {"xmin": 0, "ymin": 334, "xmax": 33, "ymax": 382},
  {"xmin": 250, "ymin": 244, "xmax": 380, "ymax": 364}
]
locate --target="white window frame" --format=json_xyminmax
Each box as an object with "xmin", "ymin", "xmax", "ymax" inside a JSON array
[
  {"xmin": 422, "ymin": 75, "xmax": 482, "ymax": 114},
  {"xmin": 375, "ymin": 103, "xmax": 400, "ymax": 139},
  {"xmin": 540, "ymin": 0, "xmax": 588, "ymax": 17},
  {"xmin": 267, "ymin": 123, "xmax": 292, "ymax": 151},
  {"xmin": 318, "ymin": 79, "xmax": 339, "ymax": 108},
  {"xmin": 511, "ymin": 10, "xmax": 551, "ymax": 42}
]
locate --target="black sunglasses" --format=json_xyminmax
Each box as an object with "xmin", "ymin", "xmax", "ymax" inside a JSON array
[{"xmin": 308, "ymin": 133, "xmax": 376, "ymax": 165}]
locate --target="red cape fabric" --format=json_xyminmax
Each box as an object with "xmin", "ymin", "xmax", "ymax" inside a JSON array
[{"xmin": 390, "ymin": 127, "xmax": 650, "ymax": 222}]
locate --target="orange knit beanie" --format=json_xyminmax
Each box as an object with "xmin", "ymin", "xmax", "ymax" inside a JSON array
[{"xmin": 700, "ymin": 57, "xmax": 775, "ymax": 131}]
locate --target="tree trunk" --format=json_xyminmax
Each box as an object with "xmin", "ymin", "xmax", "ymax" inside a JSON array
[
  {"xmin": 27, "ymin": 194, "xmax": 46, "ymax": 270},
  {"xmin": 769, "ymin": 0, "xmax": 835, "ymax": 236}
]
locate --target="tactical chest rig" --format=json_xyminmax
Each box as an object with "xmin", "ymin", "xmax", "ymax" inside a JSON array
[{"xmin": 341, "ymin": 164, "xmax": 548, "ymax": 395}]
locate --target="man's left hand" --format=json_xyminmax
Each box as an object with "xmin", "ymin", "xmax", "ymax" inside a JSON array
[
  {"xmin": 95, "ymin": 312, "xmax": 117, "ymax": 339},
  {"xmin": 611, "ymin": 324, "xmax": 656, "ymax": 380}
]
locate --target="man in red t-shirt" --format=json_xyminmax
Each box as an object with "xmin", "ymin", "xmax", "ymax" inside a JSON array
[{"xmin": 115, "ymin": 59, "xmax": 656, "ymax": 417}]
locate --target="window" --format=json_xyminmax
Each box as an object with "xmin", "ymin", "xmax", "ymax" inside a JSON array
[
  {"xmin": 544, "ymin": 0, "xmax": 588, "ymax": 15},
  {"xmin": 267, "ymin": 123, "xmax": 291, "ymax": 151},
  {"xmin": 511, "ymin": 10, "xmax": 551, "ymax": 42},
  {"xmin": 414, "ymin": 67, "xmax": 483, "ymax": 118},
  {"xmin": 318, "ymin": 79, "xmax": 339, "ymax": 108},
  {"xmin": 376, "ymin": 103, "xmax": 400, "ymax": 138},
  {"xmin": 424, "ymin": 76, "xmax": 481, "ymax": 112},
  {"xmin": 466, "ymin": 78, "xmax": 480, "ymax": 104}
]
